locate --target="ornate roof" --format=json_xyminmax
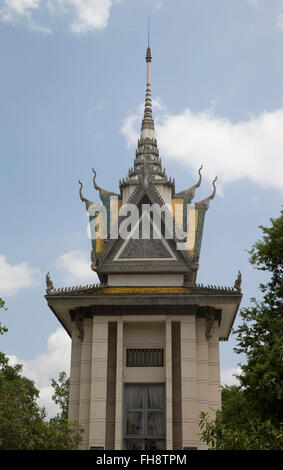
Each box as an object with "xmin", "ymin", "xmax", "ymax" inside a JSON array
[
  {"xmin": 75, "ymin": 46, "xmax": 230, "ymax": 285},
  {"xmin": 45, "ymin": 43, "xmax": 242, "ymax": 343},
  {"xmin": 45, "ymin": 271, "xmax": 242, "ymax": 341},
  {"xmin": 45, "ymin": 269, "xmax": 242, "ymax": 297},
  {"xmin": 46, "ymin": 282, "xmax": 241, "ymax": 297}
]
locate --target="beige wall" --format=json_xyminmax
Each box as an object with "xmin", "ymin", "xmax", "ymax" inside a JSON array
[
  {"xmin": 68, "ymin": 323, "xmax": 81, "ymax": 424},
  {"xmin": 68, "ymin": 314, "xmax": 221, "ymax": 450},
  {"xmin": 180, "ymin": 316, "xmax": 198, "ymax": 449},
  {"xmin": 108, "ymin": 274, "xmax": 183, "ymax": 287},
  {"xmin": 123, "ymin": 322, "xmax": 165, "ymax": 383}
]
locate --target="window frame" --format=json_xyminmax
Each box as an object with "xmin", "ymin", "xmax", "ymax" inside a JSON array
[
  {"xmin": 126, "ymin": 348, "xmax": 164, "ymax": 367},
  {"xmin": 123, "ymin": 383, "xmax": 166, "ymax": 450}
]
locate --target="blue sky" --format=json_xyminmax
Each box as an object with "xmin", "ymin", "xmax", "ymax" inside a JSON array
[{"xmin": 0, "ymin": 0, "xmax": 283, "ymax": 415}]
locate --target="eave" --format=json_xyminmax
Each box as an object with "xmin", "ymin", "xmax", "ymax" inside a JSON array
[{"xmin": 45, "ymin": 284, "xmax": 242, "ymax": 341}]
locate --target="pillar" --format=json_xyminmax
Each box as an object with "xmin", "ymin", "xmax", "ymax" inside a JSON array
[
  {"xmin": 88, "ymin": 318, "xmax": 108, "ymax": 448},
  {"xmin": 180, "ymin": 316, "xmax": 198, "ymax": 449}
]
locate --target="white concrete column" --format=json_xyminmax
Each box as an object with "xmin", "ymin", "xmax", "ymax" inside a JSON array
[
  {"xmin": 78, "ymin": 319, "xmax": 93, "ymax": 449},
  {"xmin": 208, "ymin": 320, "xmax": 221, "ymax": 414},
  {"xmin": 165, "ymin": 319, "xmax": 173, "ymax": 450},
  {"xmin": 88, "ymin": 318, "xmax": 108, "ymax": 449},
  {"xmin": 68, "ymin": 323, "xmax": 81, "ymax": 424},
  {"xmin": 180, "ymin": 316, "xmax": 198, "ymax": 449},
  {"xmin": 196, "ymin": 317, "xmax": 209, "ymax": 450},
  {"xmin": 115, "ymin": 320, "xmax": 124, "ymax": 450}
]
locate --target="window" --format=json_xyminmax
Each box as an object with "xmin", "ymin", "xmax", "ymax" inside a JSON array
[
  {"xmin": 124, "ymin": 383, "xmax": 166, "ymax": 450},
  {"xmin": 126, "ymin": 349, "xmax": 164, "ymax": 367}
]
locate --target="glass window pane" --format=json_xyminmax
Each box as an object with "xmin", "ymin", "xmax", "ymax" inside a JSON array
[
  {"xmin": 125, "ymin": 439, "xmax": 144, "ymax": 450},
  {"xmin": 147, "ymin": 384, "xmax": 164, "ymax": 409},
  {"xmin": 147, "ymin": 411, "xmax": 165, "ymax": 436},
  {"xmin": 124, "ymin": 384, "xmax": 166, "ymax": 450},
  {"xmin": 145, "ymin": 439, "xmax": 166, "ymax": 450},
  {"xmin": 126, "ymin": 412, "xmax": 143, "ymax": 435},
  {"xmin": 126, "ymin": 384, "xmax": 143, "ymax": 409}
]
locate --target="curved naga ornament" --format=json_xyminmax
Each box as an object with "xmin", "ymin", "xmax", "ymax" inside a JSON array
[
  {"xmin": 196, "ymin": 176, "xmax": 217, "ymax": 209},
  {"xmin": 46, "ymin": 272, "xmax": 54, "ymax": 294},
  {"xmin": 234, "ymin": 270, "xmax": 242, "ymax": 293},
  {"xmin": 174, "ymin": 165, "xmax": 203, "ymax": 202},
  {"xmin": 92, "ymin": 169, "xmax": 118, "ymax": 202},
  {"xmin": 78, "ymin": 180, "xmax": 95, "ymax": 211}
]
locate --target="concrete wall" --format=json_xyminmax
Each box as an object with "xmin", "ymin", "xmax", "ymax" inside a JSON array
[
  {"xmin": 68, "ymin": 314, "xmax": 221, "ymax": 450},
  {"xmin": 108, "ymin": 274, "xmax": 183, "ymax": 287}
]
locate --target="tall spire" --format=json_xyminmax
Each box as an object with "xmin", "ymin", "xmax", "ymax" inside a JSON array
[
  {"xmin": 141, "ymin": 21, "xmax": 155, "ymax": 140},
  {"xmin": 119, "ymin": 31, "xmax": 175, "ymax": 197}
]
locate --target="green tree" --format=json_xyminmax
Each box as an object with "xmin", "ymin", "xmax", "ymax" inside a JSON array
[
  {"xmin": 0, "ymin": 351, "xmax": 46, "ymax": 449},
  {"xmin": 47, "ymin": 370, "xmax": 84, "ymax": 450},
  {"xmin": 0, "ymin": 298, "xmax": 8, "ymax": 335},
  {"xmin": 200, "ymin": 209, "xmax": 283, "ymax": 449},
  {"xmin": 51, "ymin": 371, "xmax": 70, "ymax": 421},
  {"xmin": 234, "ymin": 209, "xmax": 283, "ymax": 425},
  {"xmin": 0, "ymin": 296, "xmax": 83, "ymax": 449},
  {"xmin": 0, "ymin": 353, "xmax": 82, "ymax": 449},
  {"xmin": 200, "ymin": 409, "xmax": 283, "ymax": 450}
]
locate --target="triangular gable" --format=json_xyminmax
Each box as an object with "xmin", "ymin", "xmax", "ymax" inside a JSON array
[
  {"xmin": 95, "ymin": 182, "xmax": 194, "ymax": 275},
  {"xmin": 114, "ymin": 210, "xmax": 177, "ymax": 261}
]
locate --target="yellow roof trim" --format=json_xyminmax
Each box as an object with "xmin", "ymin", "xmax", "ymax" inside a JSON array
[{"xmin": 100, "ymin": 287, "xmax": 189, "ymax": 294}]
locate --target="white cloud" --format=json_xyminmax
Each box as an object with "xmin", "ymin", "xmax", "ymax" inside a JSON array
[
  {"xmin": 246, "ymin": 0, "xmax": 283, "ymax": 32},
  {"xmin": 0, "ymin": 0, "xmax": 51, "ymax": 33},
  {"xmin": 121, "ymin": 98, "xmax": 166, "ymax": 148},
  {"xmin": 121, "ymin": 109, "xmax": 141, "ymax": 148},
  {"xmin": 122, "ymin": 103, "xmax": 283, "ymax": 191},
  {"xmin": 0, "ymin": 0, "xmax": 39, "ymax": 19},
  {"xmin": 48, "ymin": 0, "xmax": 112, "ymax": 33},
  {"xmin": 153, "ymin": 1, "xmax": 163, "ymax": 11},
  {"xmin": 8, "ymin": 327, "xmax": 71, "ymax": 417},
  {"xmin": 56, "ymin": 249, "xmax": 98, "ymax": 283},
  {"xmin": 0, "ymin": 254, "xmax": 40, "ymax": 297},
  {"xmin": 277, "ymin": 12, "xmax": 283, "ymax": 30},
  {"xmin": 221, "ymin": 367, "xmax": 241, "ymax": 386},
  {"xmin": 0, "ymin": 0, "xmax": 114, "ymax": 34}
]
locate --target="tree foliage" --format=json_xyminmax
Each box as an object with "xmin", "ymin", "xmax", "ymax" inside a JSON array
[
  {"xmin": 51, "ymin": 371, "xmax": 70, "ymax": 421},
  {"xmin": 0, "ymin": 321, "xmax": 83, "ymax": 449},
  {"xmin": 0, "ymin": 298, "xmax": 8, "ymax": 336},
  {"xmin": 200, "ymin": 410, "xmax": 283, "ymax": 450},
  {"xmin": 200, "ymin": 209, "xmax": 283, "ymax": 449},
  {"xmin": 234, "ymin": 210, "xmax": 283, "ymax": 425}
]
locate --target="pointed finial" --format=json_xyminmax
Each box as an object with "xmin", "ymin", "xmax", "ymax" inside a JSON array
[
  {"xmin": 78, "ymin": 180, "xmax": 95, "ymax": 211},
  {"xmin": 46, "ymin": 272, "xmax": 54, "ymax": 294},
  {"xmin": 141, "ymin": 19, "xmax": 154, "ymax": 138},
  {"xmin": 174, "ymin": 165, "xmax": 203, "ymax": 202},
  {"xmin": 234, "ymin": 271, "xmax": 242, "ymax": 293},
  {"xmin": 195, "ymin": 177, "xmax": 217, "ymax": 209},
  {"xmin": 146, "ymin": 16, "xmax": 152, "ymax": 62}
]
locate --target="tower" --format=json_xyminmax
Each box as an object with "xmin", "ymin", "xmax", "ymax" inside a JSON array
[{"xmin": 45, "ymin": 44, "xmax": 242, "ymax": 450}]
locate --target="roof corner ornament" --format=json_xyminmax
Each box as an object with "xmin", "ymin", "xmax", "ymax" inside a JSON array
[
  {"xmin": 174, "ymin": 165, "xmax": 203, "ymax": 202},
  {"xmin": 92, "ymin": 169, "xmax": 118, "ymax": 202},
  {"xmin": 234, "ymin": 270, "xmax": 242, "ymax": 293},
  {"xmin": 46, "ymin": 272, "xmax": 54, "ymax": 294},
  {"xmin": 78, "ymin": 180, "xmax": 94, "ymax": 211},
  {"xmin": 191, "ymin": 261, "xmax": 199, "ymax": 271},
  {"xmin": 196, "ymin": 176, "xmax": 217, "ymax": 209}
]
